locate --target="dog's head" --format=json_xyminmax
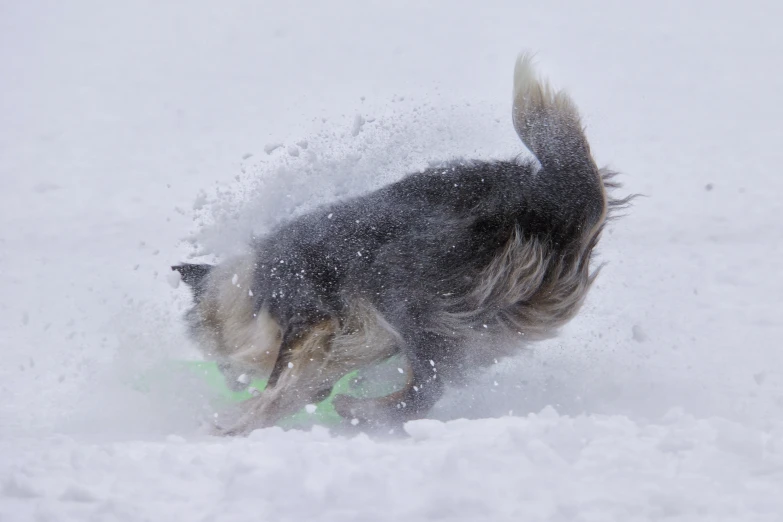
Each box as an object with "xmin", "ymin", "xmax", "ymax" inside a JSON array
[
  {"xmin": 171, "ymin": 263, "xmax": 213, "ymax": 296},
  {"xmin": 173, "ymin": 257, "xmax": 403, "ymax": 430},
  {"xmin": 173, "ymin": 257, "xmax": 282, "ymax": 391}
]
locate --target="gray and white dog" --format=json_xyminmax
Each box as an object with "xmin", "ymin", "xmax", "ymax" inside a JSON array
[{"xmin": 174, "ymin": 54, "xmax": 630, "ymax": 435}]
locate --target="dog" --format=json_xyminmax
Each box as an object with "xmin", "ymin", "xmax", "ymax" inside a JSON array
[{"xmin": 173, "ymin": 54, "xmax": 630, "ymax": 435}]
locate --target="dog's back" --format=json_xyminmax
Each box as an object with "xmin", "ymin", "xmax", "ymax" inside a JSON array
[{"xmin": 175, "ymin": 54, "xmax": 627, "ymax": 433}]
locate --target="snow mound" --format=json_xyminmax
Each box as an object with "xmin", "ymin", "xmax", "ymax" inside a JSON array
[{"xmin": 2, "ymin": 410, "xmax": 782, "ymax": 522}]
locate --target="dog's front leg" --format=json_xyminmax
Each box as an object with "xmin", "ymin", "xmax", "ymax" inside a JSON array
[
  {"xmin": 218, "ymin": 320, "xmax": 341, "ymax": 436},
  {"xmin": 217, "ymin": 386, "xmax": 290, "ymax": 436}
]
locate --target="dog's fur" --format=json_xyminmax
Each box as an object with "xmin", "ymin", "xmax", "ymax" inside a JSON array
[{"xmin": 174, "ymin": 54, "xmax": 631, "ymax": 435}]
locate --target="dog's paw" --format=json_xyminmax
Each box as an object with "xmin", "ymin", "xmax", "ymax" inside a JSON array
[
  {"xmin": 332, "ymin": 394, "xmax": 391, "ymax": 427},
  {"xmin": 206, "ymin": 417, "xmax": 253, "ymax": 437},
  {"xmin": 197, "ymin": 415, "xmax": 231, "ymax": 437},
  {"xmin": 208, "ymin": 423, "xmax": 233, "ymax": 437},
  {"xmin": 333, "ymin": 394, "xmax": 414, "ymax": 437},
  {"xmin": 332, "ymin": 394, "xmax": 362, "ymax": 421}
]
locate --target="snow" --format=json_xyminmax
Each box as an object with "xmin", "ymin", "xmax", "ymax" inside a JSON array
[
  {"xmin": 2, "ymin": 0, "xmax": 783, "ymax": 521},
  {"xmin": 351, "ymin": 114, "xmax": 367, "ymax": 137},
  {"xmin": 264, "ymin": 143, "xmax": 284, "ymax": 155},
  {"xmin": 166, "ymin": 270, "xmax": 182, "ymax": 289},
  {"xmin": 2, "ymin": 412, "xmax": 783, "ymax": 521}
]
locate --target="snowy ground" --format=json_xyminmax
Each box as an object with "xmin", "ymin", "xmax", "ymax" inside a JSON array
[{"xmin": 2, "ymin": 1, "xmax": 783, "ymax": 520}]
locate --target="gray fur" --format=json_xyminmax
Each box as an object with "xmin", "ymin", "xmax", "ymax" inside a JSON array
[{"xmin": 175, "ymin": 53, "xmax": 632, "ymax": 434}]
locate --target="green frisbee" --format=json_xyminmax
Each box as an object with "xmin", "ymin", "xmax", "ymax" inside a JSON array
[{"xmin": 132, "ymin": 357, "xmax": 407, "ymax": 429}]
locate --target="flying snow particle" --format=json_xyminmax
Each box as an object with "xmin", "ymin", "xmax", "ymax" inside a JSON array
[
  {"xmin": 236, "ymin": 374, "xmax": 250, "ymax": 384},
  {"xmin": 305, "ymin": 404, "xmax": 317, "ymax": 414},
  {"xmin": 351, "ymin": 418, "xmax": 359, "ymax": 426},
  {"xmin": 287, "ymin": 362, "xmax": 294, "ymax": 369},
  {"xmin": 231, "ymin": 274, "xmax": 239, "ymax": 285}
]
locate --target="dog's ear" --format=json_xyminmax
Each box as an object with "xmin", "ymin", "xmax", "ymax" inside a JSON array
[{"xmin": 171, "ymin": 263, "xmax": 213, "ymax": 291}]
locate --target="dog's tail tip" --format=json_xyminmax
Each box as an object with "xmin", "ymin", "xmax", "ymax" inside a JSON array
[
  {"xmin": 512, "ymin": 51, "xmax": 538, "ymax": 100},
  {"xmin": 511, "ymin": 52, "xmax": 584, "ymax": 167}
]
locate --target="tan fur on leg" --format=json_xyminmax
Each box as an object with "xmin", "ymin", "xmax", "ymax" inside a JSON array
[{"xmin": 222, "ymin": 300, "xmax": 401, "ymax": 435}]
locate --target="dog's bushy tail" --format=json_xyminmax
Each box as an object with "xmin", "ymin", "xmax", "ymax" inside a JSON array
[{"xmin": 512, "ymin": 53, "xmax": 607, "ymax": 232}]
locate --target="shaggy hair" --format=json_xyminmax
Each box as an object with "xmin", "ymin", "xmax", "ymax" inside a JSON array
[{"xmin": 173, "ymin": 53, "xmax": 632, "ymax": 435}]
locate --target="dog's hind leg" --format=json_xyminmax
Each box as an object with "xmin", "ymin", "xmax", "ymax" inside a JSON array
[{"xmin": 332, "ymin": 331, "xmax": 447, "ymax": 427}]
